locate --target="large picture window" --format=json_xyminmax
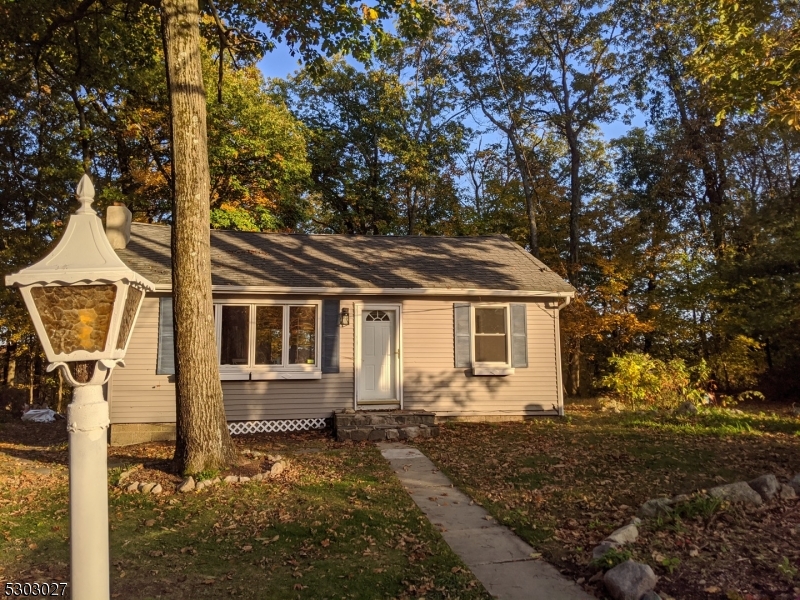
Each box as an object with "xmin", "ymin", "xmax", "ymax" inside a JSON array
[{"xmin": 214, "ymin": 302, "xmax": 320, "ymax": 380}]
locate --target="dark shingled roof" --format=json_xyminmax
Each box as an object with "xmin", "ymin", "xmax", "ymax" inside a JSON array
[{"xmin": 117, "ymin": 223, "xmax": 574, "ymax": 294}]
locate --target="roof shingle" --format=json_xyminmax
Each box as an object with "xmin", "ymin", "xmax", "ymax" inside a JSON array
[{"xmin": 117, "ymin": 223, "xmax": 574, "ymax": 294}]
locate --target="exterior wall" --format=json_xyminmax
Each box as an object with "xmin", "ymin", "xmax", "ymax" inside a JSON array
[
  {"xmin": 108, "ymin": 293, "xmax": 562, "ymax": 430},
  {"xmin": 400, "ymin": 298, "xmax": 560, "ymax": 417}
]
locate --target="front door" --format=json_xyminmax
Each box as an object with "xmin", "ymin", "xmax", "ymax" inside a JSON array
[{"xmin": 358, "ymin": 309, "xmax": 397, "ymax": 404}]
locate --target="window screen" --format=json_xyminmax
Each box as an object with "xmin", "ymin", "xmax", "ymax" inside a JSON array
[
  {"xmin": 220, "ymin": 305, "xmax": 249, "ymax": 365},
  {"xmin": 254, "ymin": 306, "xmax": 283, "ymax": 365},
  {"xmin": 474, "ymin": 307, "xmax": 507, "ymax": 363},
  {"xmin": 289, "ymin": 306, "xmax": 316, "ymax": 365}
]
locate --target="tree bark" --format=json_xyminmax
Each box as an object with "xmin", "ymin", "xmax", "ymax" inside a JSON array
[
  {"xmin": 160, "ymin": 0, "xmax": 237, "ymax": 474},
  {"xmin": 565, "ymin": 125, "xmax": 581, "ymax": 284}
]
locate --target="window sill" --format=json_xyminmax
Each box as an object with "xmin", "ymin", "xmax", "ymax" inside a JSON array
[
  {"xmin": 472, "ymin": 366, "xmax": 515, "ymax": 376},
  {"xmin": 251, "ymin": 371, "xmax": 322, "ymax": 381}
]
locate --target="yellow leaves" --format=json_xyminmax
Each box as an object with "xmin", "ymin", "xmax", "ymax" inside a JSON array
[{"xmin": 361, "ymin": 4, "xmax": 380, "ymax": 22}]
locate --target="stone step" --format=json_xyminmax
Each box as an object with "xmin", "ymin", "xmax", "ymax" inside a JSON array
[
  {"xmin": 336, "ymin": 422, "xmax": 440, "ymax": 442},
  {"xmin": 334, "ymin": 410, "xmax": 436, "ymax": 429}
]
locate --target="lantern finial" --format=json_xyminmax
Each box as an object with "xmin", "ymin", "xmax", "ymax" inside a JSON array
[{"xmin": 75, "ymin": 174, "xmax": 95, "ymax": 215}]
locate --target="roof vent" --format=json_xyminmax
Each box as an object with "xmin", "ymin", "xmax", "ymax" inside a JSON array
[{"xmin": 106, "ymin": 204, "xmax": 132, "ymax": 249}]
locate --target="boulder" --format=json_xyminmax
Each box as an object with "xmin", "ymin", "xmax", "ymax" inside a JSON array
[
  {"xmin": 195, "ymin": 481, "xmax": 205, "ymax": 491},
  {"xmin": 637, "ymin": 498, "xmax": 673, "ymax": 518},
  {"xmin": 603, "ymin": 560, "xmax": 658, "ymax": 600},
  {"xmin": 224, "ymin": 475, "xmax": 239, "ymax": 484},
  {"xmin": 779, "ymin": 484, "xmax": 797, "ymax": 500},
  {"xmin": 606, "ymin": 524, "xmax": 639, "ymax": 545},
  {"xmin": 252, "ymin": 473, "xmax": 264, "ymax": 482},
  {"xmin": 177, "ymin": 477, "xmax": 195, "ymax": 493},
  {"xmin": 708, "ymin": 481, "xmax": 763, "ymax": 506},
  {"xmin": 270, "ymin": 461, "xmax": 285, "ymax": 477},
  {"xmin": 592, "ymin": 540, "xmax": 619, "ymax": 561},
  {"xmin": 140, "ymin": 482, "xmax": 156, "ymax": 494},
  {"xmin": 749, "ymin": 474, "xmax": 780, "ymax": 501},
  {"xmin": 238, "ymin": 476, "xmax": 250, "ymax": 483},
  {"xmin": 126, "ymin": 481, "xmax": 141, "ymax": 493},
  {"xmin": 385, "ymin": 429, "xmax": 399, "ymax": 441},
  {"xmin": 151, "ymin": 484, "xmax": 162, "ymax": 495},
  {"xmin": 401, "ymin": 426, "xmax": 420, "ymax": 440}
]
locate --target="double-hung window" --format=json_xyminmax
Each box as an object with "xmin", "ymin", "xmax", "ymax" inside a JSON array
[
  {"xmin": 215, "ymin": 302, "xmax": 321, "ymax": 380},
  {"xmin": 454, "ymin": 302, "xmax": 528, "ymax": 375}
]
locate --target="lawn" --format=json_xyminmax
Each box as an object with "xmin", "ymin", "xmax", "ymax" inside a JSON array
[
  {"xmin": 0, "ymin": 421, "xmax": 488, "ymax": 600},
  {"xmin": 414, "ymin": 402, "xmax": 800, "ymax": 600}
]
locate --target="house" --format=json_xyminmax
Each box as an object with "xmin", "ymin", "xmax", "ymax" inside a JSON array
[{"xmin": 106, "ymin": 212, "xmax": 575, "ymax": 446}]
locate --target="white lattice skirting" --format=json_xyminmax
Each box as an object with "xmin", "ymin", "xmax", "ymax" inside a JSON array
[{"xmin": 227, "ymin": 418, "xmax": 327, "ymax": 436}]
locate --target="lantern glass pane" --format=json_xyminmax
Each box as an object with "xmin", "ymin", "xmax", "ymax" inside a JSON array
[
  {"xmin": 116, "ymin": 287, "xmax": 143, "ymax": 350},
  {"xmin": 31, "ymin": 285, "xmax": 117, "ymax": 354}
]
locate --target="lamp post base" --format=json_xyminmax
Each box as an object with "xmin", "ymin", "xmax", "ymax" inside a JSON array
[{"xmin": 67, "ymin": 384, "xmax": 110, "ymax": 600}]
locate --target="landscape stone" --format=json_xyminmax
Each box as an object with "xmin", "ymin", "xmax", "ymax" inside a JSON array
[
  {"xmin": 779, "ymin": 484, "xmax": 797, "ymax": 500},
  {"xmin": 385, "ymin": 429, "xmax": 399, "ymax": 441},
  {"xmin": 239, "ymin": 476, "xmax": 250, "ymax": 483},
  {"xmin": 629, "ymin": 517, "xmax": 642, "ymax": 527},
  {"xmin": 592, "ymin": 540, "xmax": 619, "ymax": 561},
  {"xmin": 606, "ymin": 524, "xmax": 638, "ymax": 545},
  {"xmin": 368, "ymin": 429, "xmax": 386, "ymax": 441},
  {"xmin": 270, "ymin": 461, "xmax": 285, "ymax": 477},
  {"xmin": 748, "ymin": 474, "xmax": 780, "ymax": 501},
  {"xmin": 252, "ymin": 473, "xmax": 263, "ymax": 481},
  {"xmin": 211, "ymin": 477, "xmax": 221, "ymax": 485},
  {"xmin": 224, "ymin": 475, "xmax": 239, "ymax": 484},
  {"xmin": 178, "ymin": 477, "xmax": 195, "ymax": 493},
  {"xmin": 788, "ymin": 474, "xmax": 800, "ymax": 494},
  {"xmin": 638, "ymin": 498, "xmax": 673, "ymax": 518},
  {"xmin": 126, "ymin": 481, "xmax": 140, "ymax": 493},
  {"xmin": 140, "ymin": 482, "xmax": 156, "ymax": 494},
  {"xmin": 349, "ymin": 429, "xmax": 369, "ymax": 442},
  {"xmin": 708, "ymin": 481, "xmax": 763, "ymax": 505},
  {"xmin": 195, "ymin": 481, "xmax": 205, "ymax": 491},
  {"xmin": 151, "ymin": 484, "xmax": 162, "ymax": 494},
  {"xmin": 250, "ymin": 450, "xmax": 264, "ymax": 457},
  {"xmin": 603, "ymin": 560, "xmax": 658, "ymax": 600}
]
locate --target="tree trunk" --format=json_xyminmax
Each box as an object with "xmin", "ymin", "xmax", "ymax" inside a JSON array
[
  {"xmin": 5, "ymin": 343, "xmax": 16, "ymax": 385},
  {"xmin": 565, "ymin": 125, "xmax": 581, "ymax": 284},
  {"xmin": 161, "ymin": 0, "xmax": 238, "ymax": 474}
]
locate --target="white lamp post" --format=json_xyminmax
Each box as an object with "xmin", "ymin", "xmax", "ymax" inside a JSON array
[{"xmin": 5, "ymin": 175, "xmax": 154, "ymax": 600}]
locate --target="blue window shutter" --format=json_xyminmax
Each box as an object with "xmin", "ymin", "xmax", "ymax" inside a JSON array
[
  {"xmin": 454, "ymin": 303, "xmax": 471, "ymax": 368},
  {"xmin": 322, "ymin": 299, "xmax": 340, "ymax": 374},
  {"xmin": 156, "ymin": 297, "xmax": 175, "ymax": 375},
  {"xmin": 510, "ymin": 304, "xmax": 528, "ymax": 368}
]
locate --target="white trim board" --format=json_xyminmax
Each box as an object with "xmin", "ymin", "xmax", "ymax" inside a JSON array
[{"xmin": 152, "ymin": 284, "xmax": 574, "ymax": 299}]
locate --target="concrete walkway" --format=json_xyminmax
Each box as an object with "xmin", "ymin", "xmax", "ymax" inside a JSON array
[{"xmin": 378, "ymin": 443, "xmax": 594, "ymax": 600}]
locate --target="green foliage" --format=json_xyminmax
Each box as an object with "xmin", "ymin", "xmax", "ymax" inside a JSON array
[
  {"xmin": 672, "ymin": 495, "xmax": 723, "ymax": 521},
  {"xmin": 600, "ymin": 352, "xmax": 710, "ymax": 409},
  {"xmin": 590, "ymin": 547, "xmax": 633, "ymax": 570},
  {"xmin": 777, "ymin": 556, "xmax": 798, "ymax": 582},
  {"xmin": 191, "ymin": 468, "xmax": 220, "ymax": 481}
]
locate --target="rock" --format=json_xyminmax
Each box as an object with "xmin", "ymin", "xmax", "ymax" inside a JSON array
[
  {"xmin": 641, "ymin": 592, "xmax": 662, "ymax": 600},
  {"xmin": 270, "ymin": 461, "xmax": 285, "ymax": 477},
  {"xmin": 676, "ymin": 401, "xmax": 697, "ymax": 415},
  {"xmin": 638, "ymin": 498, "xmax": 673, "ymax": 518},
  {"xmin": 788, "ymin": 474, "xmax": 800, "ymax": 494},
  {"xmin": 250, "ymin": 450, "xmax": 264, "ymax": 457},
  {"xmin": 629, "ymin": 517, "xmax": 642, "ymax": 526},
  {"xmin": 126, "ymin": 481, "xmax": 141, "ymax": 493},
  {"xmin": 211, "ymin": 477, "xmax": 220, "ymax": 485},
  {"xmin": 606, "ymin": 524, "xmax": 639, "ymax": 545},
  {"xmin": 708, "ymin": 481, "xmax": 763, "ymax": 506},
  {"xmin": 402, "ymin": 426, "xmax": 420, "ymax": 440},
  {"xmin": 749, "ymin": 474, "xmax": 780, "ymax": 501},
  {"xmin": 151, "ymin": 484, "xmax": 162, "ymax": 495},
  {"xmin": 592, "ymin": 541, "xmax": 619, "ymax": 561},
  {"xmin": 140, "ymin": 482, "xmax": 156, "ymax": 494},
  {"xmin": 224, "ymin": 475, "xmax": 239, "ymax": 484},
  {"xmin": 779, "ymin": 484, "xmax": 797, "ymax": 500},
  {"xmin": 349, "ymin": 429, "xmax": 369, "ymax": 442},
  {"xmin": 195, "ymin": 481, "xmax": 205, "ymax": 491},
  {"xmin": 267, "ymin": 454, "xmax": 283, "ymax": 462},
  {"xmin": 178, "ymin": 477, "xmax": 195, "ymax": 493},
  {"xmin": 239, "ymin": 476, "xmax": 250, "ymax": 483},
  {"xmin": 240, "ymin": 448, "xmax": 251, "ymax": 455},
  {"xmin": 603, "ymin": 560, "xmax": 658, "ymax": 600},
  {"xmin": 672, "ymin": 494, "xmax": 690, "ymax": 504},
  {"xmin": 252, "ymin": 473, "xmax": 263, "ymax": 482},
  {"xmin": 385, "ymin": 428, "xmax": 399, "ymax": 441}
]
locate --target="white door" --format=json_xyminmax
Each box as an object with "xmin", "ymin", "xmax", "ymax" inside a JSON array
[{"xmin": 359, "ymin": 309, "xmax": 396, "ymax": 403}]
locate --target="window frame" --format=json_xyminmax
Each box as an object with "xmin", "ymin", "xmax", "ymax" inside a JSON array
[
  {"xmin": 214, "ymin": 299, "xmax": 322, "ymax": 380},
  {"xmin": 470, "ymin": 303, "xmax": 514, "ymax": 375}
]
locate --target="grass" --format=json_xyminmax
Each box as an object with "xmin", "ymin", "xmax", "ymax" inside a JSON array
[
  {"xmin": 414, "ymin": 402, "xmax": 800, "ymax": 599},
  {"xmin": 0, "ymin": 426, "xmax": 489, "ymax": 600}
]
